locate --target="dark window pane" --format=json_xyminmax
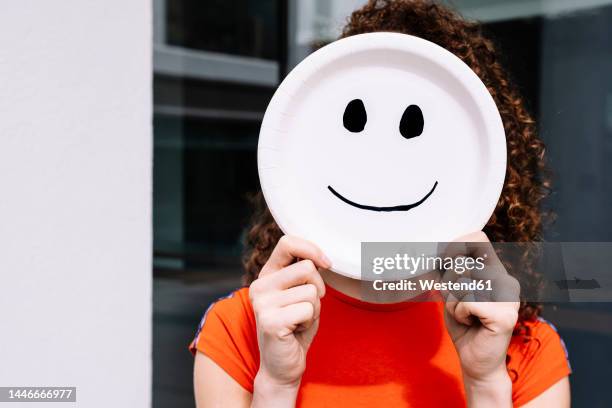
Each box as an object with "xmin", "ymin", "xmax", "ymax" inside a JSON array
[
  {"xmin": 482, "ymin": 5, "xmax": 612, "ymax": 242},
  {"xmin": 484, "ymin": 17, "xmax": 543, "ymax": 118},
  {"xmin": 166, "ymin": 0, "xmax": 279, "ymax": 60},
  {"xmin": 153, "ymin": 115, "xmax": 261, "ymax": 268}
]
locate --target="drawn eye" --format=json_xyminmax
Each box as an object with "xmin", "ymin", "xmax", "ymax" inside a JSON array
[
  {"xmin": 399, "ymin": 105, "xmax": 424, "ymax": 139},
  {"xmin": 343, "ymin": 99, "xmax": 367, "ymax": 132}
]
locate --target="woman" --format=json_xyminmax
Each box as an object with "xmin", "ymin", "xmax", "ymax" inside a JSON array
[{"xmin": 191, "ymin": 1, "xmax": 571, "ymax": 406}]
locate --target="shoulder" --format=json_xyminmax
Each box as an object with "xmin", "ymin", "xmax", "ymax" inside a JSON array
[
  {"xmin": 205, "ymin": 287, "xmax": 254, "ymax": 323},
  {"xmin": 190, "ymin": 287, "xmax": 259, "ymax": 392},
  {"xmin": 508, "ymin": 317, "xmax": 570, "ymax": 368},
  {"xmin": 508, "ymin": 317, "xmax": 571, "ymax": 406}
]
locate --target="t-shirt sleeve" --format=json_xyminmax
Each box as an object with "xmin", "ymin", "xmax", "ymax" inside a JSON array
[
  {"xmin": 508, "ymin": 318, "xmax": 571, "ymax": 407},
  {"xmin": 189, "ymin": 288, "xmax": 259, "ymax": 393}
]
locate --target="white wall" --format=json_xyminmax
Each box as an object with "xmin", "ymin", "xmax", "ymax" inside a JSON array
[{"xmin": 0, "ymin": 1, "xmax": 152, "ymax": 407}]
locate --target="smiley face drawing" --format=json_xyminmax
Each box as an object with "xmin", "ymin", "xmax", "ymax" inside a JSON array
[
  {"xmin": 329, "ymin": 98, "xmax": 437, "ymax": 212},
  {"xmin": 258, "ymin": 33, "xmax": 506, "ymax": 279}
]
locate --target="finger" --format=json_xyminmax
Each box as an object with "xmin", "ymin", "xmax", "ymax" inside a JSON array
[
  {"xmin": 295, "ymin": 300, "xmax": 320, "ymax": 331},
  {"xmin": 448, "ymin": 276, "xmax": 474, "ymax": 302},
  {"xmin": 272, "ymin": 284, "xmax": 321, "ymax": 320},
  {"xmin": 445, "ymin": 231, "xmax": 496, "ymax": 262},
  {"xmin": 453, "ymin": 294, "xmax": 477, "ymax": 326},
  {"xmin": 444, "ymin": 286, "xmax": 478, "ymax": 325},
  {"xmin": 444, "ymin": 292, "xmax": 460, "ymax": 317},
  {"xmin": 255, "ymin": 259, "xmax": 326, "ymax": 297},
  {"xmin": 442, "ymin": 240, "xmax": 469, "ymax": 260},
  {"xmin": 261, "ymin": 235, "xmax": 331, "ymax": 275},
  {"xmin": 296, "ymin": 314, "xmax": 320, "ymax": 347},
  {"xmin": 443, "ymin": 232, "xmax": 508, "ymax": 294},
  {"xmin": 439, "ymin": 266, "xmax": 465, "ymax": 300},
  {"xmin": 468, "ymin": 258, "xmax": 515, "ymax": 300},
  {"xmin": 443, "ymin": 231, "xmax": 488, "ymax": 260},
  {"xmin": 456, "ymin": 301, "xmax": 519, "ymax": 333},
  {"xmin": 491, "ymin": 274, "xmax": 521, "ymax": 302},
  {"xmin": 277, "ymin": 301, "xmax": 316, "ymax": 335}
]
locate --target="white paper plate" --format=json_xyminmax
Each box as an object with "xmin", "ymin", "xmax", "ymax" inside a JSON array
[{"xmin": 258, "ymin": 32, "xmax": 506, "ymax": 280}]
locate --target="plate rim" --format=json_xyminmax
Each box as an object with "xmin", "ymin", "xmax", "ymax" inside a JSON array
[{"xmin": 258, "ymin": 32, "xmax": 507, "ymax": 280}]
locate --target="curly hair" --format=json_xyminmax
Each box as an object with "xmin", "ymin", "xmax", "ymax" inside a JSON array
[{"xmin": 242, "ymin": 0, "xmax": 550, "ymax": 325}]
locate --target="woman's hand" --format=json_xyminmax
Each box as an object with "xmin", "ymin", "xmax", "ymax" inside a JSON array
[
  {"xmin": 249, "ymin": 235, "xmax": 331, "ymax": 407},
  {"xmin": 442, "ymin": 231, "xmax": 520, "ymax": 408}
]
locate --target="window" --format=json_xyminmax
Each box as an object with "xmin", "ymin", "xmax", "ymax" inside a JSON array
[{"xmin": 166, "ymin": 0, "xmax": 279, "ymax": 60}]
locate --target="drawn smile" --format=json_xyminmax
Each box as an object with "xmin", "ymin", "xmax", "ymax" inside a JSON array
[{"xmin": 327, "ymin": 181, "xmax": 438, "ymax": 212}]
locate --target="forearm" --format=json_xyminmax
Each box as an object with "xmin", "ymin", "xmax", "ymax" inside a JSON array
[
  {"xmin": 251, "ymin": 372, "xmax": 300, "ymax": 408},
  {"xmin": 463, "ymin": 369, "xmax": 513, "ymax": 408}
]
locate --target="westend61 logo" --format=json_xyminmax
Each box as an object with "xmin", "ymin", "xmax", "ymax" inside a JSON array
[
  {"xmin": 362, "ymin": 244, "xmax": 496, "ymax": 294},
  {"xmin": 372, "ymin": 253, "xmax": 487, "ymax": 275},
  {"xmin": 369, "ymin": 252, "xmax": 493, "ymax": 293},
  {"xmin": 362, "ymin": 242, "xmax": 611, "ymax": 301}
]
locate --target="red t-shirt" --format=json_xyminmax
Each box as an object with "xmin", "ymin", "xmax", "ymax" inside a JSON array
[{"xmin": 190, "ymin": 286, "xmax": 570, "ymax": 407}]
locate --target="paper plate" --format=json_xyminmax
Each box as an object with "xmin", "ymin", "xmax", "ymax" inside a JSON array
[{"xmin": 258, "ymin": 32, "xmax": 506, "ymax": 280}]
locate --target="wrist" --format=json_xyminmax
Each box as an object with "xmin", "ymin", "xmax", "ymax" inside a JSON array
[
  {"xmin": 463, "ymin": 367, "xmax": 512, "ymax": 408},
  {"xmin": 252, "ymin": 370, "xmax": 301, "ymax": 408}
]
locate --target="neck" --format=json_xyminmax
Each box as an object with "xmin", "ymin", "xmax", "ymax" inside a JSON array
[{"xmin": 319, "ymin": 268, "xmax": 440, "ymax": 304}]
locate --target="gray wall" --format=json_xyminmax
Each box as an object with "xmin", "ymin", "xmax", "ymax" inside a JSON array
[{"xmin": 0, "ymin": 1, "xmax": 152, "ymax": 406}]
